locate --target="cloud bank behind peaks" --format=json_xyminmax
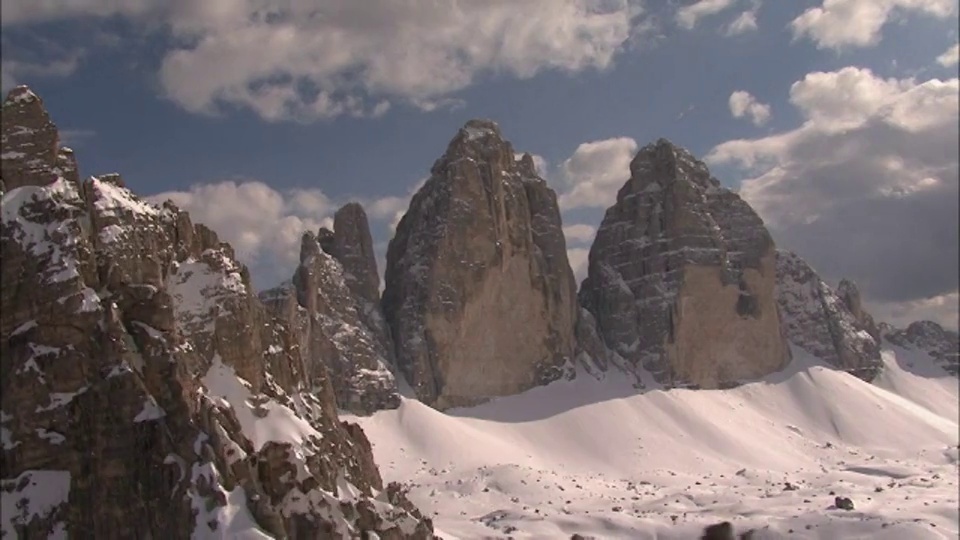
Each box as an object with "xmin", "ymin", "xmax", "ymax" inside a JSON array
[
  {"xmin": 708, "ymin": 66, "xmax": 959, "ymax": 327},
  {"xmin": 557, "ymin": 137, "xmax": 638, "ymax": 210}
]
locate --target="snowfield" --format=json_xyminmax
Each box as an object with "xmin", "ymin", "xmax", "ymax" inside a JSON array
[{"xmin": 348, "ymin": 346, "xmax": 959, "ymax": 539}]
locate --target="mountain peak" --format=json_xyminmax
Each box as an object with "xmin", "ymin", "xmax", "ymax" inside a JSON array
[
  {"xmin": 620, "ymin": 138, "xmax": 717, "ymax": 201},
  {"xmin": 461, "ymin": 118, "xmax": 502, "ymax": 140},
  {"xmin": 4, "ymin": 84, "xmax": 40, "ymax": 106},
  {"xmin": 1, "ymin": 83, "xmax": 79, "ymax": 190}
]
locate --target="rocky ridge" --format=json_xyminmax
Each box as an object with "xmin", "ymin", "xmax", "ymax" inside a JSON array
[
  {"xmin": 259, "ymin": 220, "xmax": 401, "ymax": 415},
  {"xmin": 382, "ymin": 120, "xmax": 580, "ymax": 409},
  {"xmin": 579, "ymin": 138, "xmax": 790, "ymax": 388},
  {"xmin": 0, "ymin": 86, "xmax": 431, "ymax": 539},
  {"xmin": 774, "ymin": 250, "xmax": 883, "ymax": 380},
  {"xmin": 883, "ymin": 320, "xmax": 959, "ymax": 376}
]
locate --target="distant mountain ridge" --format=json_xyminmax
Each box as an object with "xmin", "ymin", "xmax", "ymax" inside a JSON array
[{"xmin": 1, "ymin": 86, "xmax": 956, "ymax": 538}]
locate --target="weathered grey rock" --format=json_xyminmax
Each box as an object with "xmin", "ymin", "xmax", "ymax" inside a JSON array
[
  {"xmin": 0, "ymin": 86, "xmax": 78, "ymax": 190},
  {"xmin": 383, "ymin": 119, "xmax": 578, "ymax": 408},
  {"xmin": 837, "ymin": 279, "xmax": 880, "ymax": 341},
  {"xmin": 574, "ymin": 307, "xmax": 611, "ymax": 376},
  {"xmin": 1, "ymin": 87, "xmax": 431, "ymax": 539},
  {"xmin": 776, "ymin": 250, "xmax": 883, "ymax": 380},
  {"xmin": 883, "ymin": 320, "xmax": 959, "ymax": 376},
  {"xmin": 330, "ymin": 202, "xmax": 381, "ymax": 305},
  {"xmin": 701, "ymin": 522, "xmax": 735, "ymax": 540},
  {"xmin": 580, "ymin": 139, "xmax": 790, "ymax": 388},
  {"xmin": 260, "ymin": 229, "xmax": 401, "ymax": 414},
  {"xmin": 319, "ymin": 202, "xmax": 397, "ymax": 362}
]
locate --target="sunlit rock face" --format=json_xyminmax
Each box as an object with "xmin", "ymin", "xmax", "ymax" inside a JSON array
[
  {"xmin": 383, "ymin": 119, "xmax": 579, "ymax": 409},
  {"xmin": 579, "ymin": 139, "xmax": 790, "ymax": 388}
]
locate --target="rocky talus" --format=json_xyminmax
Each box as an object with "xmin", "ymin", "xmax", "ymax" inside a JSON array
[
  {"xmin": 0, "ymin": 86, "xmax": 431, "ymax": 539},
  {"xmin": 382, "ymin": 120, "xmax": 579, "ymax": 409},
  {"xmin": 579, "ymin": 139, "xmax": 790, "ymax": 388},
  {"xmin": 883, "ymin": 320, "xmax": 959, "ymax": 376},
  {"xmin": 775, "ymin": 250, "xmax": 883, "ymax": 380}
]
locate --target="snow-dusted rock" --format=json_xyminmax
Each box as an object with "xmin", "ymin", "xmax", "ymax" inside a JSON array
[
  {"xmin": 260, "ymin": 228, "xmax": 401, "ymax": 415},
  {"xmin": 383, "ymin": 120, "xmax": 579, "ymax": 409},
  {"xmin": 323, "ymin": 202, "xmax": 398, "ymax": 372},
  {"xmin": 775, "ymin": 250, "xmax": 882, "ymax": 380},
  {"xmin": 0, "ymin": 85, "xmax": 78, "ymax": 191},
  {"xmin": 0, "ymin": 86, "xmax": 431, "ymax": 539},
  {"xmin": 579, "ymin": 139, "xmax": 790, "ymax": 388},
  {"xmin": 883, "ymin": 320, "xmax": 959, "ymax": 376}
]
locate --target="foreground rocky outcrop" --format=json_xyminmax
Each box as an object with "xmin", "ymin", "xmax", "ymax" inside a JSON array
[
  {"xmin": 775, "ymin": 250, "xmax": 883, "ymax": 380},
  {"xmin": 383, "ymin": 120, "xmax": 579, "ymax": 408},
  {"xmin": 883, "ymin": 320, "xmax": 959, "ymax": 376},
  {"xmin": 1, "ymin": 86, "xmax": 431, "ymax": 538},
  {"xmin": 579, "ymin": 139, "xmax": 790, "ymax": 388}
]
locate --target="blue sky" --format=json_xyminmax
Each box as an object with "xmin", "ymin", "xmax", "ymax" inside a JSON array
[{"xmin": 2, "ymin": 0, "xmax": 958, "ymax": 327}]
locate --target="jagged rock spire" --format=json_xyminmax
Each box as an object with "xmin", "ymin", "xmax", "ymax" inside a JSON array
[{"xmin": 1, "ymin": 85, "xmax": 78, "ymax": 189}]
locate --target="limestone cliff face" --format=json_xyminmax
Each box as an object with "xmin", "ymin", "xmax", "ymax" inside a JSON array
[
  {"xmin": 260, "ymin": 226, "xmax": 400, "ymax": 415},
  {"xmin": 382, "ymin": 120, "xmax": 578, "ymax": 409},
  {"xmin": 0, "ymin": 86, "xmax": 431, "ymax": 539},
  {"xmin": 775, "ymin": 250, "xmax": 883, "ymax": 380},
  {"xmin": 579, "ymin": 139, "xmax": 790, "ymax": 388}
]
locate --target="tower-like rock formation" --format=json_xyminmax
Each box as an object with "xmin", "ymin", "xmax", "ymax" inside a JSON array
[
  {"xmin": 0, "ymin": 86, "xmax": 78, "ymax": 191},
  {"xmin": 579, "ymin": 139, "xmax": 790, "ymax": 388},
  {"xmin": 318, "ymin": 202, "xmax": 396, "ymax": 358},
  {"xmin": 382, "ymin": 120, "xmax": 578, "ymax": 408},
  {"xmin": 259, "ymin": 224, "xmax": 400, "ymax": 415}
]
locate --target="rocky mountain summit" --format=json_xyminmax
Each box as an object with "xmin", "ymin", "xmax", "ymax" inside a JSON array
[
  {"xmin": 1, "ymin": 86, "xmax": 431, "ymax": 539},
  {"xmin": 382, "ymin": 119, "xmax": 580, "ymax": 409},
  {"xmin": 579, "ymin": 139, "xmax": 790, "ymax": 388}
]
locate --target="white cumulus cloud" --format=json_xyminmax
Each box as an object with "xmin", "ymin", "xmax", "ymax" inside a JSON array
[
  {"xmin": 728, "ymin": 90, "xmax": 771, "ymax": 126},
  {"xmin": 567, "ymin": 247, "xmax": 591, "ymax": 285},
  {"xmin": 149, "ymin": 180, "xmax": 335, "ymax": 289},
  {"xmin": 937, "ymin": 43, "xmax": 959, "ymax": 67},
  {"xmin": 563, "ymin": 224, "xmax": 597, "ymax": 244},
  {"xmin": 3, "ymin": 1, "xmax": 651, "ymax": 122},
  {"xmin": 724, "ymin": 9, "xmax": 759, "ymax": 35},
  {"xmin": 676, "ymin": 0, "xmax": 737, "ymax": 29},
  {"xmin": 707, "ymin": 66, "xmax": 959, "ymax": 327},
  {"xmin": 556, "ymin": 137, "xmax": 638, "ymax": 210},
  {"xmin": 790, "ymin": 0, "xmax": 958, "ymax": 49}
]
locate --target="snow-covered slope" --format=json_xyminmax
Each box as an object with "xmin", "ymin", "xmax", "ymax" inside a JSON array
[{"xmin": 348, "ymin": 346, "xmax": 959, "ymax": 539}]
